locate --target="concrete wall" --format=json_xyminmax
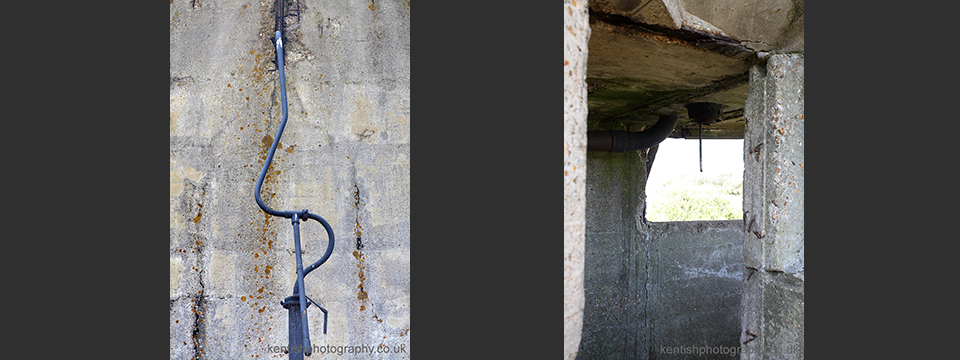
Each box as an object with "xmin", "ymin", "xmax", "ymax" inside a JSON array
[
  {"xmin": 646, "ymin": 221, "xmax": 742, "ymax": 359},
  {"xmin": 170, "ymin": 1, "xmax": 409, "ymax": 358},
  {"xmin": 565, "ymin": 1, "xmax": 591, "ymax": 359},
  {"xmin": 578, "ymin": 148, "xmax": 743, "ymax": 359},
  {"xmin": 580, "ymin": 151, "xmax": 646, "ymax": 359},
  {"xmin": 740, "ymin": 53, "xmax": 804, "ymax": 359}
]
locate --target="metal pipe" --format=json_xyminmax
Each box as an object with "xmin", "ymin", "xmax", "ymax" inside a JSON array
[
  {"xmin": 254, "ymin": 32, "xmax": 296, "ymax": 218},
  {"xmin": 255, "ymin": 29, "xmax": 336, "ymax": 357},
  {"xmin": 291, "ymin": 213, "xmax": 312, "ymax": 356},
  {"xmin": 587, "ymin": 114, "xmax": 679, "ymax": 152},
  {"xmin": 303, "ymin": 212, "xmax": 336, "ymax": 277}
]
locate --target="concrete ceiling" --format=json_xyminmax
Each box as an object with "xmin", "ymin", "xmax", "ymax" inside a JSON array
[{"xmin": 586, "ymin": 0, "xmax": 803, "ymax": 139}]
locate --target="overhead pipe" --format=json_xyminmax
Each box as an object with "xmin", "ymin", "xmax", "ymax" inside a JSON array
[{"xmin": 587, "ymin": 114, "xmax": 679, "ymax": 152}]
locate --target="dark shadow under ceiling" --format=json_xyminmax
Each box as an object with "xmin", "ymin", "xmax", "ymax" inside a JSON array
[{"xmin": 586, "ymin": 10, "xmax": 757, "ymax": 140}]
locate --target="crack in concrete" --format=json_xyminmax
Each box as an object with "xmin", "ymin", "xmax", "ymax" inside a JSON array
[
  {"xmin": 181, "ymin": 179, "xmax": 209, "ymax": 359},
  {"xmin": 591, "ymin": 10, "xmax": 754, "ymax": 59},
  {"xmin": 190, "ymin": 285, "xmax": 207, "ymax": 359},
  {"xmin": 353, "ymin": 183, "xmax": 369, "ymax": 311}
]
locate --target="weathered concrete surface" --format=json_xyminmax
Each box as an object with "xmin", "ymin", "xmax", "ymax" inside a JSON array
[
  {"xmin": 580, "ymin": 151, "xmax": 647, "ymax": 359},
  {"xmin": 170, "ymin": 1, "xmax": 409, "ymax": 358},
  {"xmin": 585, "ymin": 18, "xmax": 752, "ymax": 139},
  {"xmin": 646, "ymin": 221, "xmax": 742, "ymax": 359},
  {"xmin": 565, "ymin": 1, "xmax": 591, "ymax": 359},
  {"xmin": 580, "ymin": 149, "xmax": 744, "ymax": 360},
  {"xmin": 585, "ymin": 0, "xmax": 803, "ymax": 139},
  {"xmin": 590, "ymin": 0, "xmax": 687, "ymax": 29},
  {"xmin": 740, "ymin": 271, "xmax": 804, "ymax": 359},
  {"xmin": 742, "ymin": 54, "xmax": 804, "ymax": 273},
  {"xmin": 683, "ymin": 0, "xmax": 804, "ymax": 53},
  {"xmin": 740, "ymin": 53, "xmax": 803, "ymax": 359}
]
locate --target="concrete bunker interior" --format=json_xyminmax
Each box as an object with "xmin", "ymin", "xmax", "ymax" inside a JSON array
[{"xmin": 569, "ymin": 1, "xmax": 803, "ymax": 359}]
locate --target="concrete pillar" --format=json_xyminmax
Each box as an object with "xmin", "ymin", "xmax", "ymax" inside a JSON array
[
  {"xmin": 564, "ymin": 1, "xmax": 590, "ymax": 359},
  {"xmin": 740, "ymin": 54, "xmax": 804, "ymax": 359}
]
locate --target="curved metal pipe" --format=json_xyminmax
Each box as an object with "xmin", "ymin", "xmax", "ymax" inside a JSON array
[
  {"xmin": 587, "ymin": 114, "xmax": 679, "ymax": 152},
  {"xmin": 256, "ymin": 30, "xmax": 336, "ymax": 358},
  {"xmin": 254, "ymin": 32, "xmax": 295, "ymax": 219}
]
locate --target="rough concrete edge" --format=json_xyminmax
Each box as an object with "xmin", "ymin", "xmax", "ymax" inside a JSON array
[
  {"xmin": 680, "ymin": 10, "xmax": 727, "ymax": 37},
  {"xmin": 565, "ymin": 1, "xmax": 590, "ymax": 359},
  {"xmin": 761, "ymin": 271, "xmax": 804, "ymax": 359},
  {"xmin": 648, "ymin": 219, "xmax": 743, "ymax": 234},
  {"xmin": 740, "ymin": 60, "xmax": 768, "ymax": 360},
  {"xmin": 743, "ymin": 62, "xmax": 767, "ymax": 271},
  {"xmin": 741, "ymin": 54, "xmax": 804, "ymax": 360},
  {"xmin": 763, "ymin": 53, "xmax": 804, "ymax": 273}
]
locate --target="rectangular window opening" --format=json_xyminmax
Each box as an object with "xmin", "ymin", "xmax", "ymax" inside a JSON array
[{"xmin": 646, "ymin": 138, "xmax": 743, "ymax": 221}]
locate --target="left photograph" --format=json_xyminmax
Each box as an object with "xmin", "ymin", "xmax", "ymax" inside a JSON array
[{"xmin": 170, "ymin": 1, "xmax": 410, "ymax": 359}]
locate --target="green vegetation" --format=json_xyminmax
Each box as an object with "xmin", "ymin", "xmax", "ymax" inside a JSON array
[{"xmin": 646, "ymin": 172, "xmax": 742, "ymax": 221}]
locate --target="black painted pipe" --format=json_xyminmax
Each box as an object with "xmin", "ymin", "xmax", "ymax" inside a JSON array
[
  {"xmin": 255, "ymin": 30, "xmax": 336, "ymax": 359},
  {"xmin": 587, "ymin": 115, "xmax": 679, "ymax": 152}
]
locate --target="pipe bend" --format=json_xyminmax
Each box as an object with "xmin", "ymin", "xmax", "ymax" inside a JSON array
[
  {"xmin": 587, "ymin": 114, "xmax": 679, "ymax": 152},
  {"xmin": 302, "ymin": 212, "xmax": 336, "ymax": 277}
]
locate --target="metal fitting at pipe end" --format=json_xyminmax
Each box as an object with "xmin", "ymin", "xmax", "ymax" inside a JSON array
[
  {"xmin": 685, "ymin": 102, "xmax": 724, "ymax": 124},
  {"xmin": 281, "ymin": 295, "xmax": 310, "ymax": 309}
]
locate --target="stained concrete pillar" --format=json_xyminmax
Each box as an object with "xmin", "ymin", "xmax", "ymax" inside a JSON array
[
  {"xmin": 564, "ymin": 0, "xmax": 590, "ymax": 359},
  {"xmin": 740, "ymin": 53, "xmax": 804, "ymax": 359}
]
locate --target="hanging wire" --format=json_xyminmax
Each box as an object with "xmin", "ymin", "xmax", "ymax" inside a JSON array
[{"xmin": 699, "ymin": 122, "xmax": 703, "ymax": 172}]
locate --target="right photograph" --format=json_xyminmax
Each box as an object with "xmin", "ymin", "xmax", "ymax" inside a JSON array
[{"xmin": 565, "ymin": 1, "xmax": 803, "ymax": 359}]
